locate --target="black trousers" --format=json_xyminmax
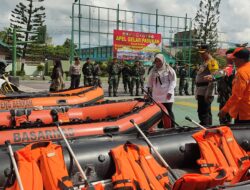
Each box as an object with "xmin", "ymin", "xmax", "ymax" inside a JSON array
[
  {"xmin": 197, "ymin": 95, "xmax": 213, "ymax": 126},
  {"xmin": 235, "ymin": 116, "xmax": 250, "ymax": 124},
  {"xmin": 158, "ymin": 102, "xmax": 175, "ymax": 128},
  {"xmin": 219, "ymin": 102, "xmax": 232, "ymax": 124},
  {"xmin": 179, "ymin": 78, "xmax": 189, "ymax": 95},
  {"xmin": 70, "ymin": 75, "xmax": 81, "ymax": 89}
]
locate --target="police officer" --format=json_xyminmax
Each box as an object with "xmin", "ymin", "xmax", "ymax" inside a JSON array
[
  {"xmin": 196, "ymin": 45, "xmax": 219, "ymax": 126},
  {"xmin": 69, "ymin": 57, "xmax": 82, "ymax": 89},
  {"xmin": 121, "ymin": 62, "xmax": 132, "ymax": 94},
  {"xmin": 82, "ymin": 58, "xmax": 94, "ymax": 86},
  {"xmin": 204, "ymin": 48, "xmax": 236, "ymax": 124},
  {"xmin": 179, "ymin": 64, "xmax": 189, "ymax": 95},
  {"xmin": 107, "ymin": 58, "xmax": 121, "ymax": 97},
  {"xmin": 139, "ymin": 61, "xmax": 146, "ymax": 94},
  {"xmin": 93, "ymin": 62, "xmax": 102, "ymax": 87},
  {"xmin": 131, "ymin": 60, "xmax": 141, "ymax": 96}
]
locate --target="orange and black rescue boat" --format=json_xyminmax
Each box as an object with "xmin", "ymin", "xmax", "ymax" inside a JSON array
[
  {"xmin": 0, "ymin": 125, "xmax": 250, "ymax": 189},
  {"xmin": 0, "ymin": 99, "xmax": 166, "ymax": 145},
  {"xmin": 0, "ymin": 86, "xmax": 104, "ymax": 110}
]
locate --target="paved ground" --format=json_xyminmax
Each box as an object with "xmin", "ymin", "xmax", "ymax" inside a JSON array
[{"xmin": 19, "ymin": 79, "xmax": 220, "ymax": 127}]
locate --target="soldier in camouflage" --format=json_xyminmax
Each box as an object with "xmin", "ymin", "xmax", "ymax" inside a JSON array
[
  {"xmin": 130, "ymin": 60, "xmax": 141, "ymax": 96},
  {"xmin": 139, "ymin": 62, "xmax": 146, "ymax": 94},
  {"xmin": 82, "ymin": 58, "xmax": 94, "ymax": 86},
  {"xmin": 107, "ymin": 58, "xmax": 121, "ymax": 97},
  {"xmin": 191, "ymin": 65, "xmax": 198, "ymax": 95},
  {"xmin": 121, "ymin": 62, "xmax": 132, "ymax": 94},
  {"xmin": 179, "ymin": 64, "xmax": 189, "ymax": 95},
  {"xmin": 93, "ymin": 62, "xmax": 102, "ymax": 87}
]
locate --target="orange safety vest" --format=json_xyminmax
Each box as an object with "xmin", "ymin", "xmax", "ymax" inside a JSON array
[
  {"xmin": 5, "ymin": 141, "xmax": 73, "ymax": 190},
  {"xmin": 111, "ymin": 142, "xmax": 172, "ymax": 190},
  {"xmin": 192, "ymin": 126, "xmax": 250, "ymax": 184},
  {"xmin": 172, "ymin": 169, "xmax": 227, "ymax": 190}
]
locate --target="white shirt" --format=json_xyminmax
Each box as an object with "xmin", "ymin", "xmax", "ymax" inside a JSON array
[{"xmin": 147, "ymin": 66, "xmax": 176, "ymax": 103}]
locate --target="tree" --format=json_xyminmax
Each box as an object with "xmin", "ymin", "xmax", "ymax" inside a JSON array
[
  {"xmin": 43, "ymin": 38, "xmax": 76, "ymax": 60},
  {"xmin": 0, "ymin": 28, "xmax": 12, "ymax": 44},
  {"xmin": 194, "ymin": 0, "xmax": 221, "ymax": 50},
  {"xmin": 10, "ymin": 0, "xmax": 46, "ymax": 58},
  {"xmin": 175, "ymin": 48, "xmax": 201, "ymax": 66},
  {"xmin": 63, "ymin": 38, "xmax": 71, "ymax": 49}
]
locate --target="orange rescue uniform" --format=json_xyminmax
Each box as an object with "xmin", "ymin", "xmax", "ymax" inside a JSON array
[{"xmin": 221, "ymin": 62, "xmax": 250, "ymax": 120}]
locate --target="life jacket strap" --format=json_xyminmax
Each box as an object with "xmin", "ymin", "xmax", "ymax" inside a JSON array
[
  {"xmin": 113, "ymin": 179, "xmax": 141, "ymax": 190},
  {"xmin": 156, "ymin": 172, "xmax": 171, "ymax": 190},
  {"xmin": 200, "ymin": 163, "xmax": 216, "ymax": 168},
  {"xmin": 164, "ymin": 183, "xmax": 172, "ymax": 190},
  {"xmin": 113, "ymin": 179, "xmax": 132, "ymax": 186},
  {"xmin": 113, "ymin": 187, "xmax": 134, "ymax": 190},
  {"xmin": 58, "ymin": 176, "xmax": 74, "ymax": 190},
  {"xmin": 238, "ymin": 156, "xmax": 250, "ymax": 166},
  {"xmin": 156, "ymin": 172, "xmax": 168, "ymax": 180}
]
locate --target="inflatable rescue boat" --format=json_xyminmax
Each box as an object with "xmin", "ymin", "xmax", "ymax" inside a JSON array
[
  {"xmin": 0, "ymin": 86, "xmax": 104, "ymax": 110},
  {"xmin": 0, "ymin": 99, "xmax": 164, "ymax": 145},
  {"xmin": 0, "ymin": 126, "xmax": 250, "ymax": 189}
]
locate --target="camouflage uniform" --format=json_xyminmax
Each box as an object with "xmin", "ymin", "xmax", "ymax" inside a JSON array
[
  {"xmin": 217, "ymin": 75, "xmax": 234, "ymax": 124},
  {"xmin": 130, "ymin": 63, "xmax": 141, "ymax": 96},
  {"xmin": 179, "ymin": 66, "xmax": 189, "ymax": 95},
  {"xmin": 107, "ymin": 61, "xmax": 121, "ymax": 97},
  {"xmin": 139, "ymin": 64, "xmax": 146, "ymax": 94},
  {"xmin": 82, "ymin": 62, "xmax": 94, "ymax": 86},
  {"xmin": 191, "ymin": 67, "xmax": 198, "ymax": 95},
  {"xmin": 93, "ymin": 63, "xmax": 102, "ymax": 87},
  {"xmin": 121, "ymin": 64, "xmax": 132, "ymax": 93}
]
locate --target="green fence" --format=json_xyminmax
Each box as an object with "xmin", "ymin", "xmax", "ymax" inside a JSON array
[{"xmin": 70, "ymin": 2, "xmax": 193, "ymax": 65}]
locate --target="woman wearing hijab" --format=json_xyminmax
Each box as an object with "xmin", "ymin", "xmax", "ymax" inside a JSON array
[
  {"xmin": 147, "ymin": 53, "xmax": 177, "ymax": 128},
  {"xmin": 50, "ymin": 59, "xmax": 65, "ymax": 92}
]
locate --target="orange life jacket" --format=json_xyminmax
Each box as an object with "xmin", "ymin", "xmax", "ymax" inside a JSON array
[
  {"xmin": 5, "ymin": 141, "xmax": 73, "ymax": 190},
  {"xmin": 111, "ymin": 142, "xmax": 172, "ymax": 190},
  {"xmin": 192, "ymin": 126, "xmax": 250, "ymax": 184},
  {"xmin": 10, "ymin": 109, "xmax": 31, "ymax": 127},
  {"xmin": 172, "ymin": 169, "xmax": 227, "ymax": 190}
]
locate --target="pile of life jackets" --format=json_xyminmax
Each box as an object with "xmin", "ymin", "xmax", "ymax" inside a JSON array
[
  {"xmin": 110, "ymin": 127, "xmax": 250, "ymax": 190},
  {"xmin": 110, "ymin": 141, "xmax": 226, "ymax": 190},
  {"xmin": 5, "ymin": 126, "xmax": 250, "ymax": 190},
  {"xmin": 5, "ymin": 141, "xmax": 73, "ymax": 190},
  {"xmin": 193, "ymin": 126, "xmax": 250, "ymax": 184},
  {"xmin": 173, "ymin": 126, "xmax": 250, "ymax": 190},
  {"xmin": 111, "ymin": 142, "xmax": 172, "ymax": 190}
]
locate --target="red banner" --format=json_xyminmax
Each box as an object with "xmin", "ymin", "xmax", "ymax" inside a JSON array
[{"xmin": 113, "ymin": 30, "xmax": 162, "ymax": 61}]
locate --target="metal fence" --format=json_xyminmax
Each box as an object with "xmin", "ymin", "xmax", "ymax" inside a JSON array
[{"xmin": 70, "ymin": 2, "xmax": 193, "ymax": 64}]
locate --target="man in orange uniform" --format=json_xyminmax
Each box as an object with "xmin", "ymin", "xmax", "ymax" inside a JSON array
[{"xmin": 219, "ymin": 47, "xmax": 250, "ymax": 124}]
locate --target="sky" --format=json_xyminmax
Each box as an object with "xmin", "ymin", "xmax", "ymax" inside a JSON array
[{"xmin": 0, "ymin": 0, "xmax": 250, "ymax": 47}]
